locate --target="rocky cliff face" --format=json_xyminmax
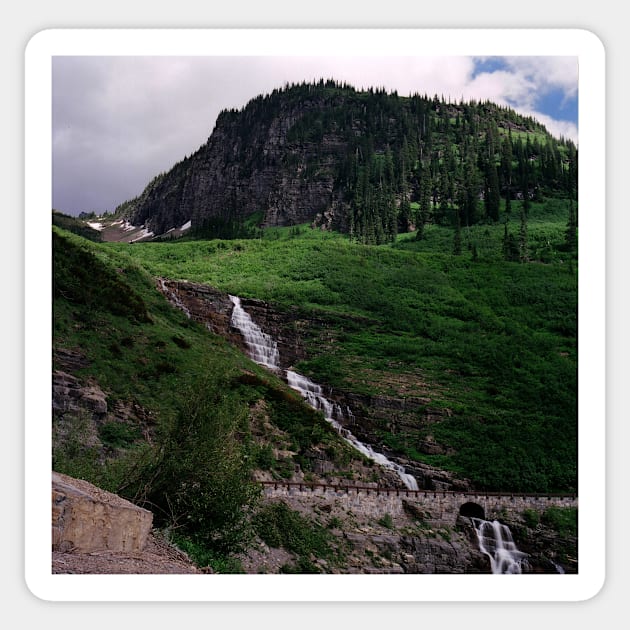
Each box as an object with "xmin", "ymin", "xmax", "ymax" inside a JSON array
[
  {"xmin": 127, "ymin": 91, "xmax": 351, "ymax": 236},
  {"xmin": 52, "ymin": 471, "xmax": 153, "ymax": 554}
]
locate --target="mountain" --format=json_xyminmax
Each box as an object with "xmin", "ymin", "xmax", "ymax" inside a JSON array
[
  {"xmin": 52, "ymin": 210, "xmax": 103, "ymax": 242},
  {"xmin": 54, "ymin": 79, "xmax": 578, "ymax": 574},
  {"xmin": 118, "ymin": 80, "xmax": 577, "ymax": 242}
]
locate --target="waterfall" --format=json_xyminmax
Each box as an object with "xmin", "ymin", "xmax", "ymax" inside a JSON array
[
  {"xmin": 471, "ymin": 518, "xmax": 529, "ymax": 574},
  {"xmin": 158, "ymin": 278, "xmax": 192, "ymax": 319},
  {"xmin": 229, "ymin": 295, "xmax": 281, "ymax": 371},
  {"xmin": 286, "ymin": 370, "xmax": 418, "ymax": 490},
  {"xmin": 228, "ymin": 295, "xmax": 419, "ymax": 490}
]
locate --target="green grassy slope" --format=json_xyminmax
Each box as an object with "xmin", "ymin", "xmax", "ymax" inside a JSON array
[
  {"xmin": 53, "ymin": 226, "xmax": 368, "ymax": 568},
  {"xmin": 106, "ymin": 198, "xmax": 577, "ymax": 493}
]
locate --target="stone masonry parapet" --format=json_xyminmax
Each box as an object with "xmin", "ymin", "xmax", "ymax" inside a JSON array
[{"xmin": 260, "ymin": 481, "xmax": 577, "ymax": 527}]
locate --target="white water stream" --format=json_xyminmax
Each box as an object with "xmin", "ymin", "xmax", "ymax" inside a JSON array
[
  {"xmin": 286, "ymin": 370, "xmax": 419, "ymax": 490},
  {"xmin": 156, "ymin": 286, "xmax": 545, "ymax": 571},
  {"xmin": 158, "ymin": 278, "xmax": 192, "ymax": 319},
  {"xmin": 229, "ymin": 295, "xmax": 418, "ymax": 490},
  {"xmin": 471, "ymin": 518, "xmax": 529, "ymax": 574},
  {"xmin": 229, "ymin": 296, "xmax": 281, "ymax": 371}
]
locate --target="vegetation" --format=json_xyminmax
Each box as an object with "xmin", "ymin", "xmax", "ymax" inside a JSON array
[
  {"xmin": 541, "ymin": 507, "xmax": 578, "ymax": 538},
  {"xmin": 119, "ymin": 80, "xmax": 576, "ymax": 244},
  {"xmin": 110, "ymin": 193, "xmax": 577, "ymax": 493},
  {"xmin": 52, "ymin": 226, "xmax": 367, "ymax": 570},
  {"xmin": 252, "ymin": 501, "xmax": 344, "ymax": 573},
  {"xmin": 53, "ymin": 210, "xmax": 103, "ymax": 242}
]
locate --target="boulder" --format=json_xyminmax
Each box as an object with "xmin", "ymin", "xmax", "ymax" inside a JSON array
[{"xmin": 52, "ymin": 471, "xmax": 152, "ymax": 553}]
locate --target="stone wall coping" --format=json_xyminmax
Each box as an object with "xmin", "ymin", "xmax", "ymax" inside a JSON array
[{"xmin": 258, "ymin": 480, "xmax": 577, "ymax": 501}]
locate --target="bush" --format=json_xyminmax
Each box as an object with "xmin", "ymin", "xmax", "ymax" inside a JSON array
[
  {"xmin": 139, "ymin": 368, "xmax": 261, "ymax": 555},
  {"xmin": 98, "ymin": 421, "xmax": 141, "ymax": 449},
  {"xmin": 378, "ymin": 513, "xmax": 394, "ymax": 529},
  {"xmin": 522, "ymin": 508, "xmax": 540, "ymax": 528},
  {"xmin": 541, "ymin": 507, "xmax": 577, "ymax": 537},
  {"xmin": 253, "ymin": 501, "xmax": 339, "ymax": 567}
]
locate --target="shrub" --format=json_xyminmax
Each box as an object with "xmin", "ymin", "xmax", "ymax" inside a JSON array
[
  {"xmin": 522, "ymin": 508, "xmax": 540, "ymax": 528},
  {"xmin": 378, "ymin": 513, "xmax": 394, "ymax": 529},
  {"xmin": 98, "ymin": 421, "xmax": 141, "ymax": 449},
  {"xmin": 139, "ymin": 368, "xmax": 261, "ymax": 555},
  {"xmin": 253, "ymin": 501, "xmax": 339, "ymax": 568},
  {"xmin": 541, "ymin": 507, "xmax": 577, "ymax": 537},
  {"xmin": 252, "ymin": 443, "xmax": 274, "ymax": 470},
  {"xmin": 171, "ymin": 335, "xmax": 191, "ymax": 349}
]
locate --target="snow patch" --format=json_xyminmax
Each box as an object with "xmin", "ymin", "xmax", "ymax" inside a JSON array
[
  {"xmin": 87, "ymin": 222, "xmax": 104, "ymax": 231},
  {"xmin": 129, "ymin": 227, "xmax": 154, "ymax": 243}
]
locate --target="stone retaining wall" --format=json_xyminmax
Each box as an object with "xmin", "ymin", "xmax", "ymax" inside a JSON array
[{"xmin": 262, "ymin": 483, "xmax": 577, "ymax": 527}]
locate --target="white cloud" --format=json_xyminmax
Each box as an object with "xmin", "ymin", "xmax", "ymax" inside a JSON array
[{"xmin": 503, "ymin": 56, "xmax": 579, "ymax": 100}]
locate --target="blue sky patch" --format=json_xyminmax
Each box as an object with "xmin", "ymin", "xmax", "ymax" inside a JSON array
[{"xmin": 472, "ymin": 57, "xmax": 508, "ymax": 77}]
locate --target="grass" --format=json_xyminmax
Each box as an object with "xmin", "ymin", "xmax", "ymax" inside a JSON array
[
  {"xmin": 52, "ymin": 226, "xmax": 367, "ymax": 496},
  {"xmin": 94, "ymin": 197, "xmax": 577, "ymax": 493},
  {"xmin": 252, "ymin": 501, "xmax": 345, "ymax": 572}
]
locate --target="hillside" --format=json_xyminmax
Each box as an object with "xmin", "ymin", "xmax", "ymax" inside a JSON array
[
  {"xmin": 109, "ymin": 203, "xmax": 577, "ymax": 495},
  {"xmin": 52, "ymin": 223, "xmax": 578, "ymax": 574},
  {"xmin": 113, "ymin": 80, "xmax": 577, "ymax": 242},
  {"xmin": 51, "ymin": 226, "xmax": 445, "ymax": 573}
]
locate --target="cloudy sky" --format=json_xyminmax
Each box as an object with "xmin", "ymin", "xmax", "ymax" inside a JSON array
[{"xmin": 52, "ymin": 56, "xmax": 578, "ymax": 216}]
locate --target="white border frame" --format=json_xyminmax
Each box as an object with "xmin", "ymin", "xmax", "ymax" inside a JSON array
[{"xmin": 25, "ymin": 28, "xmax": 605, "ymax": 602}]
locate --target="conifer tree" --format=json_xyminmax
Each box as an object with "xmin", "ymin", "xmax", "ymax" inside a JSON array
[
  {"xmin": 500, "ymin": 133, "xmax": 513, "ymax": 189},
  {"xmin": 505, "ymin": 186, "xmax": 512, "ymax": 216},
  {"xmin": 519, "ymin": 205, "xmax": 529, "ymax": 263},
  {"xmin": 565, "ymin": 198, "xmax": 578, "ymax": 251},
  {"xmin": 453, "ymin": 212, "xmax": 462, "ymax": 255},
  {"xmin": 502, "ymin": 213, "xmax": 518, "ymax": 261},
  {"xmin": 416, "ymin": 164, "xmax": 431, "ymax": 240},
  {"xmin": 485, "ymin": 159, "xmax": 501, "ymax": 222}
]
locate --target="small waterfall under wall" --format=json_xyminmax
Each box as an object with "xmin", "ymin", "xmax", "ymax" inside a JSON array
[
  {"xmin": 229, "ymin": 295, "xmax": 418, "ymax": 490},
  {"xmin": 471, "ymin": 518, "xmax": 529, "ymax": 574}
]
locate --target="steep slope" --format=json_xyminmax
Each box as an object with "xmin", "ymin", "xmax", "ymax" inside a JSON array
[
  {"xmin": 110, "ymin": 210, "xmax": 577, "ymax": 496},
  {"xmin": 52, "ymin": 226, "xmax": 577, "ymax": 573},
  {"xmin": 52, "ymin": 226, "xmax": 422, "ymax": 570}
]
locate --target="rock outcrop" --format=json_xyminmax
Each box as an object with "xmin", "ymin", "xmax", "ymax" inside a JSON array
[
  {"xmin": 52, "ymin": 371, "xmax": 108, "ymax": 420},
  {"xmin": 156, "ymin": 278, "xmax": 310, "ymax": 368},
  {"xmin": 52, "ymin": 471, "xmax": 153, "ymax": 553},
  {"xmin": 126, "ymin": 91, "xmax": 348, "ymax": 236}
]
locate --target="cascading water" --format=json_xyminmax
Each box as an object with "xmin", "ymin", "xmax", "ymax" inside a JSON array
[
  {"xmin": 286, "ymin": 370, "xmax": 418, "ymax": 490},
  {"xmin": 228, "ymin": 295, "xmax": 418, "ymax": 490},
  {"xmin": 229, "ymin": 295, "xmax": 281, "ymax": 371},
  {"xmin": 471, "ymin": 518, "xmax": 529, "ymax": 574},
  {"xmin": 158, "ymin": 278, "xmax": 192, "ymax": 319}
]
